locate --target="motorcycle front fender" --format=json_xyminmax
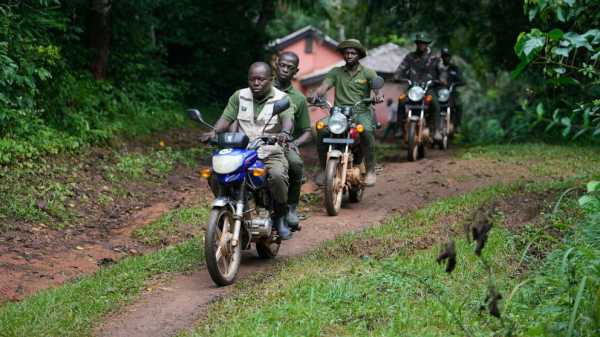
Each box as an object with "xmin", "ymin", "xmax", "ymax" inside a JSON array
[
  {"xmin": 327, "ymin": 149, "xmax": 343, "ymax": 159},
  {"xmin": 212, "ymin": 197, "xmax": 233, "ymax": 208}
]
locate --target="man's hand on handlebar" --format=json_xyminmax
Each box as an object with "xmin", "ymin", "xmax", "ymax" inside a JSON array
[
  {"xmin": 277, "ymin": 131, "xmax": 292, "ymax": 144},
  {"xmin": 373, "ymin": 94, "xmax": 384, "ymax": 104},
  {"xmin": 200, "ymin": 130, "xmax": 216, "ymax": 143},
  {"xmin": 307, "ymin": 94, "xmax": 323, "ymax": 105}
]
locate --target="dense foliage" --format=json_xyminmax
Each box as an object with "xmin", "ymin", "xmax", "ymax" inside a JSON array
[
  {"xmin": 0, "ymin": 0, "xmax": 270, "ymax": 164},
  {"xmin": 1, "ymin": 0, "xmax": 598, "ymax": 165},
  {"xmin": 514, "ymin": 0, "xmax": 600, "ymax": 142}
]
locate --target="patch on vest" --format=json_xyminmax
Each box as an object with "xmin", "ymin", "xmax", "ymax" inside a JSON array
[{"xmin": 355, "ymin": 79, "xmax": 368, "ymax": 84}]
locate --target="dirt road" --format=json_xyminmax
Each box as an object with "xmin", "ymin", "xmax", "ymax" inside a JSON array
[{"xmin": 97, "ymin": 149, "xmax": 530, "ymax": 337}]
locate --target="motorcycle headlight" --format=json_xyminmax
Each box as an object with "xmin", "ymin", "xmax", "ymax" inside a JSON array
[
  {"xmin": 438, "ymin": 88, "xmax": 450, "ymax": 102},
  {"xmin": 328, "ymin": 112, "xmax": 348, "ymax": 135},
  {"xmin": 212, "ymin": 153, "xmax": 244, "ymax": 174},
  {"xmin": 408, "ymin": 86, "xmax": 425, "ymax": 102}
]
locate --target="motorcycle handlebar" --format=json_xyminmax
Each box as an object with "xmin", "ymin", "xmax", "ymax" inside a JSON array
[{"xmin": 308, "ymin": 96, "xmax": 332, "ymax": 109}]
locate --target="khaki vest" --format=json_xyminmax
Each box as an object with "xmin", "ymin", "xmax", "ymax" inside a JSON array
[{"xmin": 237, "ymin": 87, "xmax": 287, "ymax": 141}]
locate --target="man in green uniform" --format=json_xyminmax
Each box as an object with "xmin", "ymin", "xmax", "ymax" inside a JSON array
[
  {"xmin": 394, "ymin": 32, "xmax": 443, "ymax": 141},
  {"xmin": 274, "ymin": 51, "xmax": 311, "ymax": 229},
  {"xmin": 311, "ymin": 39, "xmax": 383, "ymax": 186},
  {"xmin": 202, "ymin": 62, "xmax": 295, "ymax": 240}
]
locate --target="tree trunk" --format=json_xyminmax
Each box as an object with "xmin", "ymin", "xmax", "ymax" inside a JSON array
[
  {"xmin": 256, "ymin": 0, "xmax": 275, "ymax": 39},
  {"xmin": 88, "ymin": 0, "xmax": 112, "ymax": 80}
]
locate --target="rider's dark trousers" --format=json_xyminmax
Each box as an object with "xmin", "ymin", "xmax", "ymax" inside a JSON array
[{"xmin": 286, "ymin": 147, "xmax": 303, "ymax": 205}]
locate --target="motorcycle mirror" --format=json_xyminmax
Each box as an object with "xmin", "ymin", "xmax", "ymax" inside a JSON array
[
  {"xmin": 187, "ymin": 109, "xmax": 203, "ymax": 122},
  {"xmin": 272, "ymin": 97, "xmax": 290, "ymax": 115},
  {"xmin": 372, "ymin": 76, "xmax": 385, "ymax": 90},
  {"xmin": 186, "ymin": 108, "xmax": 214, "ymax": 129}
]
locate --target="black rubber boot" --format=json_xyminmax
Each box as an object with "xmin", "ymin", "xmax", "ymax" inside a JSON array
[
  {"xmin": 274, "ymin": 216, "xmax": 292, "ymax": 240},
  {"xmin": 286, "ymin": 204, "xmax": 300, "ymax": 231},
  {"xmin": 273, "ymin": 203, "xmax": 292, "ymax": 240}
]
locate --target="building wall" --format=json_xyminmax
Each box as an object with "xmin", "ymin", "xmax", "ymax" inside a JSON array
[{"xmin": 280, "ymin": 38, "xmax": 342, "ymax": 91}]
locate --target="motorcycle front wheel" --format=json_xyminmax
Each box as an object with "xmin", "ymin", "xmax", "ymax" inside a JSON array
[
  {"xmin": 442, "ymin": 108, "xmax": 452, "ymax": 150},
  {"xmin": 440, "ymin": 133, "xmax": 448, "ymax": 150},
  {"xmin": 407, "ymin": 122, "xmax": 418, "ymax": 162},
  {"xmin": 204, "ymin": 207, "xmax": 241, "ymax": 286},
  {"xmin": 324, "ymin": 158, "xmax": 343, "ymax": 216}
]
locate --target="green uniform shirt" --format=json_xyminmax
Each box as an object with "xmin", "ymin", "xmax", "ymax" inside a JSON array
[
  {"xmin": 279, "ymin": 83, "xmax": 310, "ymax": 138},
  {"xmin": 323, "ymin": 64, "xmax": 378, "ymax": 114},
  {"xmin": 221, "ymin": 87, "xmax": 294, "ymax": 122}
]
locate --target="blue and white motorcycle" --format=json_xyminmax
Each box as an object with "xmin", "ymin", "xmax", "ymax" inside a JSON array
[{"xmin": 187, "ymin": 98, "xmax": 290, "ymax": 286}]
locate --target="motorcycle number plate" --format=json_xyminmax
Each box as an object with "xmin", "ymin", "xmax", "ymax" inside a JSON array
[{"xmin": 323, "ymin": 138, "xmax": 354, "ymax": 144}]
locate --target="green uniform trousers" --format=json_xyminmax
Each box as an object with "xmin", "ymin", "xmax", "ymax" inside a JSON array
[
  {"xmin": 264, "ymin": 151, "xmax": 289, "ymax": 215},
  {"xmin": 286, "ymin": 147, "xmax": 303, "ymax": 205},
  {"xmin": 316, "ymin": 112, "xmax": 376, "ymax": 172}
]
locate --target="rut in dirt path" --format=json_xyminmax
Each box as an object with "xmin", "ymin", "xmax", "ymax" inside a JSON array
[{"xmin": 97, "ymin": 149, "xmax": 530, "ymax": 337}]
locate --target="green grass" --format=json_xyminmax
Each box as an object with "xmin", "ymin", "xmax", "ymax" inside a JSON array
[
  {"xmin": 0, "ymin": 145, "xmax": 211, "ymax": 229},
  {"xmin": 133, "ymin": 202, "xmax": 210, "ymax": 245},
  {"xmin": 0, "ymin": 234, "xmax": 205, "ymax": 337},
  {"xmin": 459, "ymin": 143, "xmax": 600, "ymax": 179},
  {"xmin": 188, "ymin": 181, "xmax": 587, "ymax": 337},
  {"xmin": 0, "ymin": 161, "xmax": 82, "ymax": 228},
  {"xmin": 104, "ymin": 147, "xmax": 211, "ymax": 181}
]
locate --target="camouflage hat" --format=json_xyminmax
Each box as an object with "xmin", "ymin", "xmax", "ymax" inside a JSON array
[
  {"xmin": 413, "ymin": 32, "xmax": 432, "ymax": 44},
  {"xmin": 337, "ymin": 39, "xmax": 367, "ymax": 58}
]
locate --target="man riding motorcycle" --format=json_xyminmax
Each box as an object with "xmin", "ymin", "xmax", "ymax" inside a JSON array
[
  {"xmin": 202, "ymin": 62, "xmax": 295, "ymax": 240},
  {"xmin": 311, "ymin": 39, "xmax": 384, "ymax": 186},
  {"xmin": 437, "ymin": 47, "xmax": 465, "ymax": 132},
  {"xmin": 393, "ymin": 32, "xmax": 442, "ymax": 141},
  {"xmin": 273, "ymin": 51, "xmax": 311, "ymax": 230}
]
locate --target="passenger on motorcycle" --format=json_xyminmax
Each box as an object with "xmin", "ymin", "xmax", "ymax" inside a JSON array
[
  {"xmin": 273, "ymin": 51, "xmax": 311, "ymax": 230},
  {"xmin": 201, "ymin": 62, "xmax": 296, "ymax": 240},
  {"xmin": 310, "ymin": 39, "xmax": 384, "ymax": 187},
  {"xmin": 437, "ymin": 48, "xmax": 465, "ymax": 132},
  {"xmin": 393, "ymin": 32, "xmax": 443, "ymax": 141}
]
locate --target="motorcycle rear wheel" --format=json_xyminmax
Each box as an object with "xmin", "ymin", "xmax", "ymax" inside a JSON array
[
  {"xmin": 204, "ymin": 207, "xmax": 241, "ymax": 286},
  {"xmin": 256, "ymin": 238, "xmax": 280, "ymax": 259},
  {"xmin": 418, "ymin": 143, "xmax": 426, "ymax": 158},
  {"xmin": 325, "ymin": 158, "xmax": 343, "ymax": 216},
  {"xmin": 349, "ymin": 187, "xmax": 363, "ymax": 203},
  {"xmin": 349, "ymin": 160, "xmax": 365, "ymax": 203},
  {"xmin": 407, "ymin": 122, "xmax": 418, "ymax": 162}
]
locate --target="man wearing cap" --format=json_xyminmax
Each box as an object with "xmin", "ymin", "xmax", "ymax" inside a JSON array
[
  {"xmin": 273, "ymin": 51, "xmax": 311, "ymax": 230},
  {"xmin": 438, "ymin": 48, "xmax": 465, "ymax": 132},
  {"xmin": 394, "ymin": 32, "xmax": 443, "ymax": 141},
  {"xmin": 311, "ymin": 39, "xmax": 384, "ymax": 186}
]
